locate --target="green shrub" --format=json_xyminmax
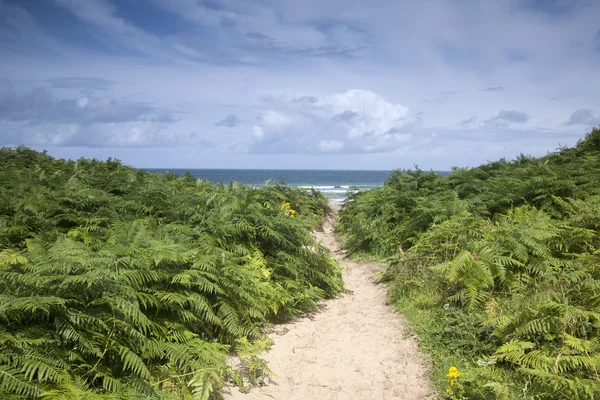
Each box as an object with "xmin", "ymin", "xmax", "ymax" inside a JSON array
[
  {"xmin": 0, "ymin": 147, "xmax": 342, "ymax": 399},
  {"xmin": 337, "ymin": 128, "xmax": 600, "ymax": 399}
]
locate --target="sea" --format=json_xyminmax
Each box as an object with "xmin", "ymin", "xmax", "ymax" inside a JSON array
[{"xmin": 145, "ymin": 169, "xmax": 393, "ymax": 203}]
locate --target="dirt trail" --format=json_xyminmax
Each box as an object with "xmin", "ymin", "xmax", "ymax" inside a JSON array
[{"xmin": 225, "ymin": 215, "xmax": 432, "ymax": 400}]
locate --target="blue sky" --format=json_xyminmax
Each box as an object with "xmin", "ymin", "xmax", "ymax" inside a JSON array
[{"xmin": 1, "ymin": 0, "xmax": 599, "ymax": 169}]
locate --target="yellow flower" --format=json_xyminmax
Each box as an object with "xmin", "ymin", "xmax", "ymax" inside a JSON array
[
  {"xmin": 446, "ymin": 366, "xmax": 460, "ymax": 394},
  {"xmin": 447, "ymin": 366, "xmax": 460, "ymax": 379},
  {"xmin": 282, "ymin": 202, "xmax": 296, "ymax": 218}
]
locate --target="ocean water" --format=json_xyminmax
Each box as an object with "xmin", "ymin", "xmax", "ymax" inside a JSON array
[{"xmin": 145, "ymin": 169, "xmax": 392, "ymax": 202}]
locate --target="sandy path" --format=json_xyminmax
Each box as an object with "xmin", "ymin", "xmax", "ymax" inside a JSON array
[{"xmin": 225, "ymin": 216, "xmax": 432, "ymax": 400}]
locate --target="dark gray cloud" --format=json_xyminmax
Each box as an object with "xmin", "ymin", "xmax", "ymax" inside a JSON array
[
  {"xmin": 245, "ymin": 32, "xmax": 272, "ymax": 41},
  {"xmin": 459, "ymin": 117, "xmax": 477, "ymax": 126},
  {"xmin": 332, "ymin": 110, "xmax": 359, "ymax": 122},
  {"xmin": 386, "ymin": 127, "xmax": 408, "ymax": 134},
  {"xmin": 163, "ymin": 15, "xmax": 369, "ymax": 65},
  {"xmin": 485, "ymin": 110, "xmax": 530, "ymax": 127},
  {"xmin": 236, "ymin": 15, "xmax": 370, "ymax": 60},
  {"xmin": 153, "ymin": 113, "xmax": 178, "ymax": 123},
  {"xmin": 240, "ymin": 40, "xmax": 366, "ymax": 59},
  {"xmin": 170, "ymin": 30, "xmax": 366, "ymax": 66},
  {"xmin": 0, "ymin": 86, "xmax": 167, "ymax": 124},
  {"xmin": 521, "ymin": 0, "xmax": 577, "ymax": 15},
  {"xmin": 482, "ymin": 86, "xmax": 506, "ymax": 92},
  {"xmin": 565, "ymin": 108, "xmax": 600, "ymax": 126},
  {"xmin": 45, "ymin": 77, "xmax": 116, "ymax": 90},
  {"xmin": 283, "ymin": 44, "xmax": 365, "ymax": 58},
  {"xmin": 239, "ymin": 28, "xmax": 368, "ymax": 60},
  {"xmin": 310, "ymin": 18, "xmax": 368, "ymax": 36},
  {"xmin": 440, "ymin": 90, "xmax": 461, "ymax": 95},
  {"xmin": 291, "ymin": 96, "xmax": 318, "ymax": 104},
  {"xmin": 0, "ymin": 84, "xmax": 180, "ymax": 148},
  {"xmin": 215, "ymin": 114, "xmax": 242, "ymax": 127}
]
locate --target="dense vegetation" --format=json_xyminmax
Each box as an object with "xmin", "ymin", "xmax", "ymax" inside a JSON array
[
  {"xmin": 337, "ymin": 128, "xmax": 600, "ymax": 399},
  {"xmin": 0, "ymin": 147, "xmax": 343, "ymax": 399}
]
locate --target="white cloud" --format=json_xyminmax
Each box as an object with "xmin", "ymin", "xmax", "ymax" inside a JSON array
[
  {"xmin": 248, "ymin": 89, "xmax": 414, "ymax": 154},
  {"xmin": 77, "ymin": 97, "xmax": 89, "ymax": 108},
  {"xmin": 320, "ymin": 90, "xmax": 410, "ymax": 139},
  {"xmin": 261, "ymin": 110, "xmax": 292, "ymax": 128},
  {"xmin": 252, "ymin": 126, "xmax": 264, "ymax": 140}
]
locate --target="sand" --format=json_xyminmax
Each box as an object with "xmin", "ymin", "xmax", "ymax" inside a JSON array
[{"xmin": 224, "ymin": 213, "xmax": 432, "ymax": 400}]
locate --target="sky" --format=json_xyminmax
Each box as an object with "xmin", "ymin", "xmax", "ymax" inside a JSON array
[{"xmin": 1, "ymin": 0, "xmax": 599, "ymax": 170}]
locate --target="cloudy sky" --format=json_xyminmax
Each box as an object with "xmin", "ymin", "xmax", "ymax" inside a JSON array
[{"xmin": 1, "ymin": 0, "xmax": 599, "ymax": 169}]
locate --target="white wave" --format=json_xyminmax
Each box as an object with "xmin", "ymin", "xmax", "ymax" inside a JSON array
[
  {"xmin": 323, "ymin": 189, "xmax": 351, "ymax": 194},
  {"xmin": 296, "ymin": 185, "xmax": 376, "ymax": 192}
]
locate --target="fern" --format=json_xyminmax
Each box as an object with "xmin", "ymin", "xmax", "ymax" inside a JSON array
[
  {"xmin": 337, "ymin": 127, "xmax": 600, "ymax": 399},
  {"xmin": 0, "ymin": 147, "xmax": 342, "ymax": 398}
]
